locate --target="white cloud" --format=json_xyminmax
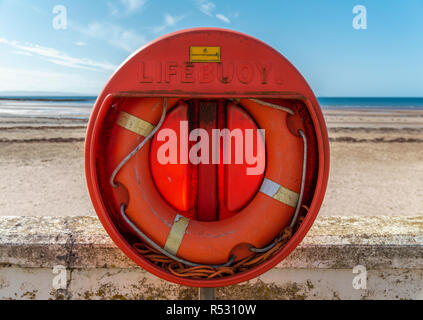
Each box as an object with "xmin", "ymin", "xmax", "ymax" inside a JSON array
[
  {"xmin": 107, "ymin": 2, "xmax": 119, "ymax": 16},
  {"xmin": 0, "ymin": 38, "xmax": 117, "ymax": 71},
  {"xmin": 121, "ymin": 0, "xmax": 146, "ymax": 12},
  {"xmin": 73, "ymin": 21, "xmax": 146, "ymax": 53},
  {"xmin": 195, "ymin": 0, "xmax": 233, "ymax": 24},
  {"xmin": 13, "ymin": 50, "xmax": 33, "ymax": 57},
  {"xmin": 75, "ymin": 41, "xmax": 86, "ymax": 46},
  {"xmin": 31, "ymin": 6, "xmax": 45, "ymax": 15},
  {"xmin": 215, "ymin": 13, "xmax": 230, "ymax": 24},
  {"xmin": 108, "ymin": 0, "xmax": 147, "ymax": 16},
  {"xmin": 196, "ymin": 0, "xmax": 216, "ymax": 16},
  {"xmin": 0, "ymin": 67, "xmax": 105, "ymax": 94},
  {"xmin": 152, "ymin": 14, "xmax": 184, "ymax": 33}
]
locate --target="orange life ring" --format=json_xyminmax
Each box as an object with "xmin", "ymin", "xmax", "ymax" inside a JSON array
[{"xmin": 106, "ymin": 97, "xmax": 307, "ymax": 265}]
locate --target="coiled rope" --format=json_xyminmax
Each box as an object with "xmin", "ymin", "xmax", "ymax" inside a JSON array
[{"xmin": 132, "ymin": 205, "xmax": 309, "ymax": 279}]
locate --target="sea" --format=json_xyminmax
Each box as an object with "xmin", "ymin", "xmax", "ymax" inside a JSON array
[{"xmin": 0, "ymin": 96, "xmax": 422, "ymax": 120}]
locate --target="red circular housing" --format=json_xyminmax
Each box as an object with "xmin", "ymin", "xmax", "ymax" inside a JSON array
[{"xmin": 85, "ymin": 28, "xmax": 330, "ymax": 287}]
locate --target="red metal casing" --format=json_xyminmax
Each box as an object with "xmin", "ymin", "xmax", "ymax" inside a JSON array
[{"xmin": 85, "ymin": 28, "xmax": 330, "ymax": 287}]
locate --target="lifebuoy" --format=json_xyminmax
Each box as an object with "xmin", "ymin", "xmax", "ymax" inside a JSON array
[
  {"xmin": 106, "ymin": 97, "xmax": 308, "ymax": 265},
  {"xmin": 85, "ymin": 28, "xmax": 329, "ymax": 287}
]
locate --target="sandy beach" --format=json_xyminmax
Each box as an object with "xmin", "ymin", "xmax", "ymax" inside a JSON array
[{"xmin": 0, "ymin": 109, "xmax": 422, "ymax": 217}]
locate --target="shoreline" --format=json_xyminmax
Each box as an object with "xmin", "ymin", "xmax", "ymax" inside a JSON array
[
  {"xmin": 0, "ymin": 98, "xmax": 93, "ymax": 102},
  {"xmin": 0, "ymin": 108, "xmax": 422, "ymax": 217},
  {"xmin": 1, "ymin": 105, "xmax": 423, "ymax": 119}
]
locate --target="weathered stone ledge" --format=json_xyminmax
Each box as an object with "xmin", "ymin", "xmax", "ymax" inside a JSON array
[
  {"xmin": 1, "ymin": 215, "xmax": 423, "ymax": 300},
  {"xmin": 1, "ymin": 216, "xmax": 422, "ymax": 270}
]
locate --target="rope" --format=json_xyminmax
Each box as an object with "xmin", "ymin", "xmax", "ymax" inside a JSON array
[
  {"xmin": 110, "ymin": 98, "xmax": 168, "ymax": 188},
  {"xmin": 248, "ymin": 99, "xmax": 295, "ymax": 115},
  {"xmin": 132, "ymin": 205, "xmax": 309, "ymax": 279}
]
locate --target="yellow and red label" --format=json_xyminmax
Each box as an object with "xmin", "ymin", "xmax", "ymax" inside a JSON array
[{"xmin": 189, "ymin": 46, "xmax": 221, "ymax": 62}]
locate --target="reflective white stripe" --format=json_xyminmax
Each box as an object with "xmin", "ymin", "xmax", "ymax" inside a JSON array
[
  {"xmin": 164, "ymin": 214, "xmax": 189, "ymax": 255},
  {"xmin": 260, "ymin": 178, "xmax": 280, "ymax": 197},
  {"xmin": 260, "ymin": 178, "xmax": 299, "ymax": 208}
]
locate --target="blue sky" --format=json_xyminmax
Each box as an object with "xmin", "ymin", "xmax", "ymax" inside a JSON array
[{"xmin": 0, "ymin": 0, "xmax": 422, "ymax": 96}]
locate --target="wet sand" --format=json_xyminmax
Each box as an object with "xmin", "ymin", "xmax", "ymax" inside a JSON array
[{"xmin": 0, "ymin": 109, "xmax": 422, "ymax": 217}]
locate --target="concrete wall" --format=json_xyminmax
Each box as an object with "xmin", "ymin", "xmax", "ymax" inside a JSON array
[{"xmin": 1, "ymin": 216, "xmax": 422, "ymax": 300}]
